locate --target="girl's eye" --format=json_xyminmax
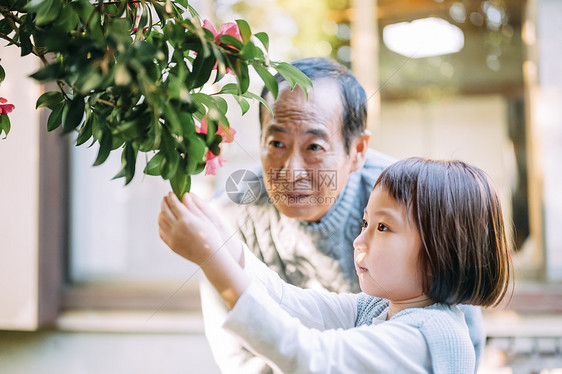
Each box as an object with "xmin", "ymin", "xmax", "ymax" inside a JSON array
[
  {"xmin": 270, "ymin": 140, "xmax": 283, "ymax": 148},
  {"xmin": 308, "ymin": 143, "xmax": 323, "ymax": 151},
  {"xmin": 361, "ymin": 219, "xmax": 368, "ymax": 230},
  {"xmin": 377, "ymin": 223, "xmax": 388, "ymax": 232}
]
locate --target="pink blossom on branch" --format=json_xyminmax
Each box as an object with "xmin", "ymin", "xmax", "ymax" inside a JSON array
[
  {"xmin": 196, "ymin": 117, "xmax": 237, "ymax": 175},
  {"xmin": 0, "ymin": 97, "xmax": 15, "ymax": 115},
  {"xmin": 204, "ymin": 151, "xmax": 226, "ymax": 176},
  {"xmin": 202, "ymin": 20, "xmax": 242, "ymax": 44},
  {"xmin": 202, "ymin": 19, "xmax": 242, "ymax": 74}
]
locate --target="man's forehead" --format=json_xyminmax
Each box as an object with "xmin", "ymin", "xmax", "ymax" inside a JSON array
[{"xmin": 264, "ymin": 124, "xmax": 329, "ymax": 139}]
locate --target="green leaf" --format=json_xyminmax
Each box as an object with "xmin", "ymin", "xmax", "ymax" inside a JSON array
[
  {"xmin": 213, "ymin": 96, "xmax": 228, "ymax": 115},
  {"xmin": 30, "ymin": 62, "xmax": 63, "ymax": 82},
  {"xmin": 272, "ymin": 62, "xmax": 313, "ymax": 98},
  {"xmin": 47, "ymin": 102, "xmax": 64, "ymax": 131},
  {"xmin": 144, "ymin": 152, "xmax": 163, "ymax": 176},
  {"xmin": 27, "ymin": 0, "xmax": 63, "ymax": 26},
  {"xmin": 187, "ymin": 51, "xmax": 216, "ymax": 89},
  {"xmin": 217, "ymin": 34, "xmax": 243, "ymax": 50},
  {"xmin": 205, "ymin": 118, "xmax": 217, "ymax": 144},
  {"xmin": 163, "ymin": 102, "xmax": 182, "ymax": 136},
  {"xmin": 253, "ymin": 64, "xmax": 278, "ymax": 99},
  {"xmin": 54, "ymin": 3, "xmax": 80, "ymax": 32},
  {"xmin": 33, "ymin": 29, "xmax": 70, "ymax": 52},
  {"xmin": 0, "ymin": 65, "xmax": 5, "ymax": 84},
  {"xmin": 75, "ymin": 68, "xmax": 104, "ymax": 93},
  {"xmin": 207, "ymin": 132, "xmax": 221, "ymax": 156},
  {"xmin": 113, "ymin": 142, "xmax": 137, "ymax": 184},
  {"xmin": 233, "ymin": 96, "xmax": 250, "ymax": 115},
  {"xmin": 94, "ymin": 129, "xmax": 112, "ymax": 166},
  {"xmin": 0, "ymin": 19, "xmax": 12, "ymax": 36},
  {"xmin": 19, "ymin": 28, "xmax": 33, "ymax": 57},
  {"xmin": 160, "ymin": 130, "xmax": 179, "ymax": 180},
  {"xmin": 235, "ymin": 19, "xmax": 251, "ymax": 44},
  {"xmin": 240, "ymin": 41, "xmax": 258, "ymax": 60},
  {"xmin": 171, "ymin": 169, "xmax": 191, "ymax": 199},
  {"xmin": 76, "ymin": 115, "xmax": 93, "ymax": 146},
  {"xmin": 218, "ymin": 83, "xmax": 240, "ymax": 95},
  {"xmin": 0, "ymin": 115, "xmax": 11, "ymax": 139},
  {"xmin": 254, "ymin": 32, "xmax": 269, "ymax": 51},
  {"xmin": 177, "ymin": 110, "xmax": 196, "ymax": 139},
  {"xmin": 191, "ymin": 93, "xmax": 229, "ymax": 127},
  {"xmin": 237, "ymin": 61, "xmax": 250, "ymax": 94},
  {"xmin": 62, "ymin": 96, "xmax": 85, "ymax": 134},
  {"xmin": 70, "ymin": 0, "xmax": 95, "ymax": 23},
  {"xmin": 185, "ymin": 133, "xmax": 206, "ymax": 161},
  {"xmin": 36, "ymin": 91, "xmax": 64, "ymax": 109},
  {"xmin": 243, "ymin": 91, "xmax": 273, "ymax": 115},
  {"xmin": 175, "ymin": 0, "xmax": 188, "ymax": 9},
  {"xmin": 24, "ymin": 0, "xmax": 46, "ymax": 12}
]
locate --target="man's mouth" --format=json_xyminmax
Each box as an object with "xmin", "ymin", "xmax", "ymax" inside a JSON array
[{"xmin": 282, "ymin": 192, "xmax": 311, "ymax": 197}]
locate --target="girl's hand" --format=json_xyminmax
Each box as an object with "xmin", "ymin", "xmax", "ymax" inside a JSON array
[
  {"xmin": 158, "ymin": 192, "xmax": 227, "ymax": 267},
  {"xmin": 158, "ymin": 192, "xmax": 250, "ymax": 309}
]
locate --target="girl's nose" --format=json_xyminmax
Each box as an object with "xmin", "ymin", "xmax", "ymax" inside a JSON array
[{"xmin": 353, "ymin": 232, "xmax": 367, "ymax": 254}]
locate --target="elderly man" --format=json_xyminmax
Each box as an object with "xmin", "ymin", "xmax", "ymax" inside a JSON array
[{"xmin": 200, "ymin": 58, "xmax": 485, "ymax": 373}]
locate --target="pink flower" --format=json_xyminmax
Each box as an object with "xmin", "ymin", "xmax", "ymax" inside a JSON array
[
  {"xmin": 196, "ymin": 118, "xmax": 236, "ymax": 143},
  {"xmin": 0, "ymin": 97, "xmax": 15, "ymax": 115},
  {"xmin": 202, "ymin": 20, "xmax": 242, "ymax": 45},
  {"xmin": 196, "ymin": 118, "xmax": 237, "ymax": 175},
  {"xmin": 202, "ymin": 19, "xmax": 242, "ymax": 74},
  {"xmin": 204, "ymin": 150, "xmax": 226, "ymax": 176}
]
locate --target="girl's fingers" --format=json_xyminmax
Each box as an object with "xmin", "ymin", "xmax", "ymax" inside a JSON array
[
  {"xmin": 189, "ymin": 193, "xmax": 206, "ymax": 211},
  {"xmin": 160, "ymin": 198, "xmax": 175, "ymax": 221},
  {"xmin": 159, "ymin": 229, "xmax": 171, "ymax": 249},
  {"xmin": 183, "ymin": 193, "xmax": 205, "ymax": 217},
  {"xmin": 166, "ymin": 192, "xmax": 187, "ymax": 218},
  {"xmin": 158, "ymin": 212, "xmax": 171, "ymax": 230}
]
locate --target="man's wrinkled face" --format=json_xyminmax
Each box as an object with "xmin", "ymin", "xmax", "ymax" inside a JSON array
[{"xmin": 260, "ymin": 79, "xmax": 356, "ymax": 222}]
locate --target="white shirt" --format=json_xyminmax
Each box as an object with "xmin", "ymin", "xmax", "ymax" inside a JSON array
[{"xmin": 222, "ymin": 244, "xmax": 431, "ymax": 374}]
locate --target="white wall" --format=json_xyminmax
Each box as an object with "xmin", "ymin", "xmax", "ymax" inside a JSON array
[
  {"xmin": 0, "ymin": 48, "xmax": 41, "ymax": 329},
  {"xmin": 535, "ymin": 0, "xmax": 562, "ymax": 281}
]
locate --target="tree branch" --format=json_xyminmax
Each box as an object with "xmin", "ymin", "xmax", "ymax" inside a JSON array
[
  {"xmin": 0, "ymin": 33, "xmax": 20, "ymax": 47},
  {"xmin": 0, "ymin": 8, "xmax": 23, "ymax": 25}
]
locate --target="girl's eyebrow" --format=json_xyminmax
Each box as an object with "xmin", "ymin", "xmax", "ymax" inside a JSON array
[{"xmin": 371, "ymin": 207, "xmax": 401, "ymax": 222}]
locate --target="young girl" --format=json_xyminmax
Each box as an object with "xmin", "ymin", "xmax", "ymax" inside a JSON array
[{"xmin": 158, "ymin": 158, "xmax": 512, "ymax": 373}]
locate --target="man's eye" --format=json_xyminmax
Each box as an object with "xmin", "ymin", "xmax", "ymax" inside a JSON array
[
  {"xmin": 308, "ymin": 143, "xmax": 323, "ymax": 151},
  {"xmin": 377, "ymin": 223, "xmax": 388, "ymax": 232},
  {"xmin": 270, "ymin": 140, "xmax": 283, "ymax": 148}
]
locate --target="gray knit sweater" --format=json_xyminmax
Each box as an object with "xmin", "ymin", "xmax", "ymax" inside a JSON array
[{"xmin": 355, "ymin": 294, "xmax": 475, "ymax": 373}]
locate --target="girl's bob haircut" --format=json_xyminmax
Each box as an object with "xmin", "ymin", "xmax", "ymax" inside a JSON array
[{"xmin": 375, "ymin": 157, "xmax": 512, "ymax": 307}]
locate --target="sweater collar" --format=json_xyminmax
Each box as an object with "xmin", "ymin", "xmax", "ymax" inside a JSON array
[{"xmin": 298, "ymin": 170, "xmax": 361, "ymax": 236}]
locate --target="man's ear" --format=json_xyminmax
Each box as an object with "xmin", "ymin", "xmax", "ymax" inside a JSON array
[{"xmin": 349, "ymin": 130, "xmax": 371, "ymax": 173}]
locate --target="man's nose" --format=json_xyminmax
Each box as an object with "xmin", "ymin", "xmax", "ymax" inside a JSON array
[{"xmin": 280, "ymin": 151, "xmax": 307, "ymax": 182}]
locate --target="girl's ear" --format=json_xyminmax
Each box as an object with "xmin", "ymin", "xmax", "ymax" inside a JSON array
[{"xmin": 349, "ymin": 130, "xmax": 371, "ymax": 173}]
